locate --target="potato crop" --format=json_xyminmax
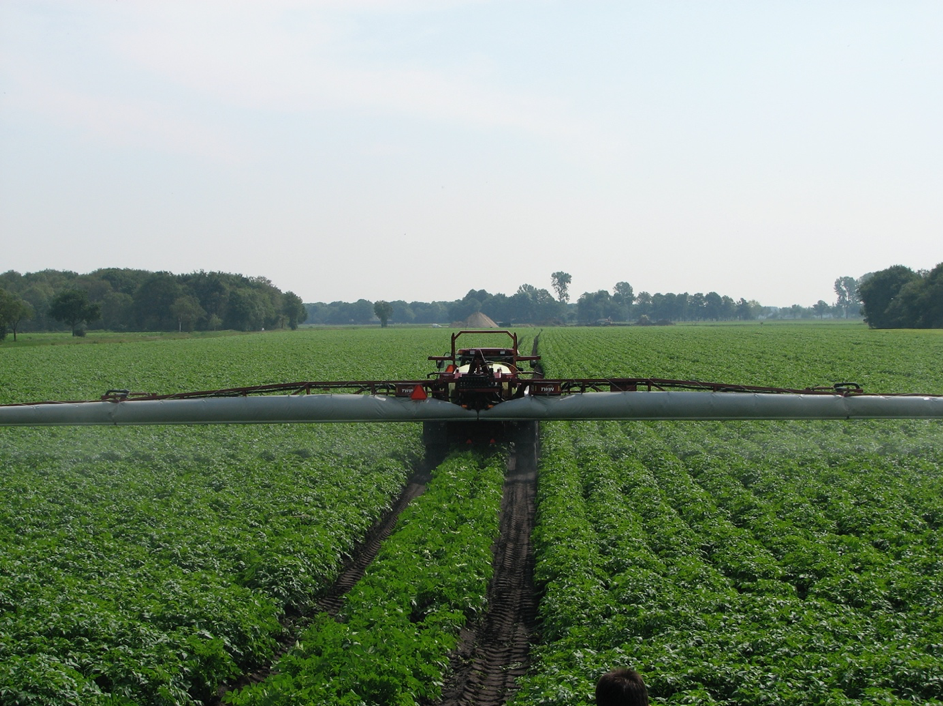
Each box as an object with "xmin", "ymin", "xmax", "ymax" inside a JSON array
[
  {"xmin": 1, "ymin": 324, "xmax": 941, "ymax": 705},
  {"xmin": 514, "ymin": 325, "xmax": 943, "ymax": 706},
  {"xmin": 0, "ymin": 330, "xmax": 431, "ymax": 705}
]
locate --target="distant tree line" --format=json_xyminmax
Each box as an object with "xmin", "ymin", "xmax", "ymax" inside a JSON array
[
  {"xmin": 0, "ymin": 269, "xmax": 307, "ymax": 337},
  {"xmin": 761, "ymin": 276, "xmax": 863, "ymax": 323},
  {"xmin": 305, "ymin": 284, "xmax": 565, "ymax": 326},
  {"xmin": 305, "ymin": 274, "xmax": 772, "ymax": 326},
  {"xmin": 858, "ymin": 263, "xmax": 943, "ymax": 328},
  {"xmin": 8, "ymin": 265, "xmax": 920, "ymax": 339},
  {"xmin": 576, "ymin": 286, "xmax": 768, "ymax": 324}
]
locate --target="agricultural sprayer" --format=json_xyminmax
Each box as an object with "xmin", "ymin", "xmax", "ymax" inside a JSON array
[{"xmin": 2, "ymin": 330, "xmax": 942, "ymax": 457}]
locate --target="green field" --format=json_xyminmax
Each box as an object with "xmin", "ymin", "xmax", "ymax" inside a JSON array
[
  {"xmin": 518, "ymin": 326, "xmax": 943, "ymax": 705},
  {"xmin": 1, "ymin": 325, "xmax": 942, "ymax": 705}
]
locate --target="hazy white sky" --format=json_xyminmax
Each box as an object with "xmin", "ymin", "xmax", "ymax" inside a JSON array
[{"xmin": 1, "ymin": 1, "xmax": 940, "ymax": 306}]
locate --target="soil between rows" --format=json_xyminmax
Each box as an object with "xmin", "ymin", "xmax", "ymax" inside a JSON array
[
  {"xmin": 214, "ymin": 463, "xmax": 433, "ymax": 702},
  {"xmin": 433, "ymin": 439, "xmax": 539, "ymax": 706}
]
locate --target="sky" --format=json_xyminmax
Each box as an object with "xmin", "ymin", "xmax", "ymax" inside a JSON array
[{"xmin": 1, "ymin": 1, "xmax": 940, "ymax": 307}]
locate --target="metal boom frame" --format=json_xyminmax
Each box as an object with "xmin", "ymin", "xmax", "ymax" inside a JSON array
[{"xmin": 2, "ymin": 377, "xmax": 942, "ymax": 426}]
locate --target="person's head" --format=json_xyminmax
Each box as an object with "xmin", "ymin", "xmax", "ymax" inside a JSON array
[{"xmin": 595, "ymin": 668, "xmax": 649, "ymax": 706}]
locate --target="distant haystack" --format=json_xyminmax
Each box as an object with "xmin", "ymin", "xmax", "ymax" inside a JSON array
[{"xmin": 453, "ymin": 311, "xmax": 499, "ymax": 328}]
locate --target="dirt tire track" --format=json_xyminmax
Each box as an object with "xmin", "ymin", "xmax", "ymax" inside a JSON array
[
  {"xmin": 315, "ymin": 462, "xmax": 432, "ymax": 617},
  {"xmin": 214, "ymin": 462, "xmax": 432, "ymax": 702},
  {"xmin": 435, "ymin": 429, "xmax": 539, "ymax": 706}
]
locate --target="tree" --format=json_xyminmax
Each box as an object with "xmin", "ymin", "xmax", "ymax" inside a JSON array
[
  {"xmin": 449, "ymin": 290, "xmax": 486, "ymax": 323},
  {"xmin": 133, "ymin": 272, "xmax": 182, "ymax": 331},
  {"xmin": 609, "ymin": 282, "xmax": 634, "ymax": 321},
  {"xmin": 409, "ymin": 300, "xmax": 448, "ymax": 325},
  {"xmin": 0, "ymin": 289, "xmax": 33, "ymax": 341},
  {"xmin": 226, "ymin": 287, "xmax": 272, "ymax": 331},
  {"xmin": 374, "ymin": 300, "xmax": 393, "ymax": 327},
  {"xmin": 735, "ymin": 297, "xmax": 754, "ymax": 320},
  {"xmin": 187, "ymin": 271, "xmax": 232, "ymax": 325},
  {"xmin": 613, "ymin": 282, "xmax": 634, "ymax": 306},
  {"xmin": 915, "ymin": 263, "xmax": 943, "ymax": 328},
  {"xmin": 788, "ymin": 304, "xmax": 808, "ymax": 319},
  {"xmin": 348, "ymin": 299, "xmax": 374, "ymax": 324},
  {"xmin": 390, "ymin": 300, "xmax": 414, "ymax": 325},
  {"xmin": 282, "ymin": 291, "xmax": 307, "ymax": 330},
  {"xmin": 551, "ymin": 272, "xmax": 572, "ymax": 304},
  {"xmin": 509, "ymin": 284, "xmax": 561, "ymax": 323},
  {"xmin": 92, "ymin": 267, "xmax": 149, "ymax": 296},
  {"xmin": 48, "ymin": 290, "xmax": 101, "ymax": 336},
  {"xmin": 19, "ymin": 282, "xmax": 54, "ymax": 331},
  {"xmin": 879, "ymin": 263, "xmax": 943, "ymax": 329},
  {"xmin": 833, "ymin": 276, "xmax": 860, "ymax": 318},
  {"xmin": 686, "ymin": 293, "xmax": 704, "ymax": 320},
  {"xmin": 100, "ymin": 291, "xmax": 135, "ymax": 331},
  {"xmin": 481, "ymin": 293, "xmax": 510, "ymax": 324},
  {"xmin": 703, "ymin": 292, "xmax": 723, "ymax": 320},
  {"xmin": 576, "ymin": 290, "xmax": 615, "ymax": 324},
  {"xmin": 530, "ymin": 287, "xmax": 561, "ymax": 323},
  {"xmin": 634, "ymin": 291, "xmax": 653, "ymax": 318},
  {"xmin": 512, "ymin": 285, "xmax": 539, "ymax": 322},
  {"xmin": 858, "ymin": 265, "xmax": 920, "ymax": 328},
  {"xmin": 170, "ymin": 295, "xmax": 206, "ymax": 332}
]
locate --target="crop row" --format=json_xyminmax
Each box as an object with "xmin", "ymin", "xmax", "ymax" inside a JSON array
[
  {"xmin": 227, "ymin": 449, "xmax": 506, "ymax": 706},
  {"xmin": 0, "ymin": 424, "xmax": 417, "ymax": 705},
  {"xmin": 518, "ymin": 420, "xmax": 943, "ymax": 704},
  {"xmin": 0, "ymin": 329, "xmax": 437, "ymax": 704},
  {"xmin": 3, "ymin": 324, "xmax": 942, "ymax": 704},
  {"xmin": 539, "ymin": 324, "xmax": 943, "ymax": 394},
  {"xmin": 514, "ymin": 326, "xmax": 943, "ymax": 705},
  {"xmin": 0, "ymin": 328, "xmax": 446, "ymax": 404}
]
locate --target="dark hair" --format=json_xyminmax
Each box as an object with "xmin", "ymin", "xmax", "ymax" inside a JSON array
[{"xmin": 595, "ymin": 668, "xmax": 649, "ymax": 706}]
